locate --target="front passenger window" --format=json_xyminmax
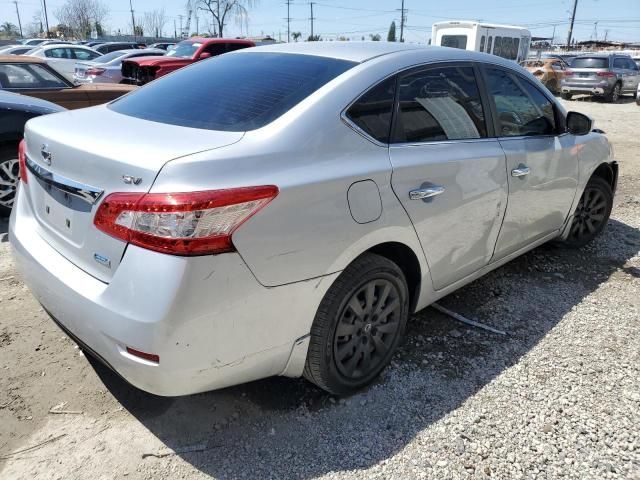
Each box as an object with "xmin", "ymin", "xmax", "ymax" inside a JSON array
[{"xmin": 485, "ymin": 68, "xmax": 556, "ymax": 137}]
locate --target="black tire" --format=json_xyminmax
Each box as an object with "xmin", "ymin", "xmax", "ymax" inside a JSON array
[
  {"xmin": 604, "ymin": 82, "xmax": 621, "ymax": 103},
  {"xmin": 561, "ymin": 92, "xmax": 572, "ymax": 100},
  {"xmin": 563, "ymin": 176, "xmax": 613, "ymax": 248},
  {"xmin": 0, "ymin": 144, "xmax": 20, "ymax": 217},
  {"xmin": 304, "ymin": 253, "xmax": 409, "ymax": 395}
]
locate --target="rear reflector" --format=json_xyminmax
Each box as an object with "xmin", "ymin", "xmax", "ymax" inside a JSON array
[
  {"xmin": 18, "ymin": 139, "xmax": 27, "ymax": 184},
  {"xmin": 94, "ymin": 186, "xmax": 278, "ymax": 256},
  {"xmin": 126, "ymin": 347, "xmax": 159, "ymax": 363}
]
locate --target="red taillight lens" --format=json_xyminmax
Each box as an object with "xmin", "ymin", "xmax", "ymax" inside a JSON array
[
  {"xmin": 85, "ymin": 67, "xmax": 106, "ymax": 76},
  {"xmin": 125, "ymin": 347, "xmax": 159, "ymax": 363},
  {"xmin": 18, "ymin": 139, "xmax": 27, "ymax": 184},
  {"xmin": 94, "ymin": 186, "xmax": 278, "ymax": 256},
  {"xmin": 597, "ymin": 71, "xmax": 615, "ymax": 77},
  {"xmin": 564, "ymin": 69, "xmax": 573, "ymax": 76}
]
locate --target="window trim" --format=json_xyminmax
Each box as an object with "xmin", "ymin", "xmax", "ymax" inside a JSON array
[
  {"xmin": 478, "ymin": 63, "xmax": 566, "ymax": 140},
  {"xmin": 389, "ymin": 61, "xmax": 494, "ymax": 146}
]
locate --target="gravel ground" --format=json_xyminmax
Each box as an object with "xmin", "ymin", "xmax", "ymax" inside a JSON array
[{"xmin": 1, "ymin": 97, "xmax": 639, "ymax": 480}]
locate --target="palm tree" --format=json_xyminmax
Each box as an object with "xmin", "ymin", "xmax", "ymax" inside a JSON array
[
  {"xmin": 0, "ymin": 22, "xmax": 19, "ymax": 38},
  {"xmin": 292, "ymin": 31, "xmax": 302, "ymax": 42}
]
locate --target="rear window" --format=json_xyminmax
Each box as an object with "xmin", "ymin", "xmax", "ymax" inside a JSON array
[
  {"xmin": 571, "ymin": 57, "xmax": 608, "ymax": 69},
  {"xmin": 441, "ymin": 35, "xmax": 467, "ymax": 49},
  {"xmin": 109, "ymin": 52, "xmax": 356, "ymax": 131}
]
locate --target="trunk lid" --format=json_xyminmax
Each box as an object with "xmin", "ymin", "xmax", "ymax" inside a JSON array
[{"xmin": 22, "ymin": 106, "xmax": 244, "ymax": 282}]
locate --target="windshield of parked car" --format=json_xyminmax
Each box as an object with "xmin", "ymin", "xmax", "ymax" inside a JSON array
[
  {"xmin": 571, "ymin": 57, "xmax": 609, "ymax": 69},
  {"xmin": 109, "ymin": 52, "xmax": 356, "ymax": 131},
  {"xmin": 165, "ymin": 41, "xmax": 200, "ymax": 59}
]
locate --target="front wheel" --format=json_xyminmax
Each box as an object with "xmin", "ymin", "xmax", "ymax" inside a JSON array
[
  {"xmin": 563, "ymin": 176, "xmax": 613, "ymax": 248},
  {"xmin": 304, "ymin": 253, "xmax": 409, "ymax": 395},
  {"xmin": 0, "ymin": 144, "xmax": 20, "ymax": 217}
]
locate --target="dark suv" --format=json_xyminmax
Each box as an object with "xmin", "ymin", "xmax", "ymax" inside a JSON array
[{"xmin": 561, "ymin": 53, "xmax": 640, "ymax": 102}]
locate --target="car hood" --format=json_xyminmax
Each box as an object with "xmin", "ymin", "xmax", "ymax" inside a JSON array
[{"xmin": 124, "ymin": 56, "xmax": 193, "ymax": 66}]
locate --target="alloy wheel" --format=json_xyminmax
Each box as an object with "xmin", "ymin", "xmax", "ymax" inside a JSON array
[
  {"xmin": 612, "ymin": 84, "xmax": 620, "ymax": 102},
  {"xmin": 0, "ymin": 158, "xmax": 19, "ymax": 210},
  {"xmin": 333, "ymin": 279, "xmax": 402, "ymax": 380},
  {"xmin": 569, "ymin": 186, "xmax": 608, "ymax": 241}
]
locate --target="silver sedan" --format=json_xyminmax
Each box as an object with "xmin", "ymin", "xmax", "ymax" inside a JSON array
[
  {"xmin": 10, "ymin": 43, "xmax": 617, "ymax": 396},
  {"xmin": 74, "ymin": 48, "xmax": 166, "ymax": 84}
]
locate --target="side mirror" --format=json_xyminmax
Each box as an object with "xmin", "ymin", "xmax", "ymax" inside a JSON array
[
  {"xmin": 198, "ymin": 52, "xmax": 212, "ymax": 60},
  {"xmin": 566, "ymin": 111, "xmax": 592, "ymax": 136}
]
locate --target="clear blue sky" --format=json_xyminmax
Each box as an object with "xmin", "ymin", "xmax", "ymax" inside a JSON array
[{"xmin": 5, "ymin": 0, "xmax": 640, "ymax": 42}]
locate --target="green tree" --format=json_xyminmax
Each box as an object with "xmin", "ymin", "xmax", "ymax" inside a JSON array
[
  {"xmin": 94, "ymin": 21, "xmax": 104, "ymax": 37},
  {"xmin": 387, "ymin": 21, "xmax": 396, "ymax": 42},
  {"xmin": 292, "ymin": 31, "xmax": 301, "ymax": 42},
  {"xmin": 308, "ymin": 34, "xmax": 321, "ymax": 41},
  {"xmin": 0, "ymin": 22, "xmax": 19, "ymax": 38},
  {"xmin": 369, "ymin": 33, "xmax": 381, "ymax": 41}
]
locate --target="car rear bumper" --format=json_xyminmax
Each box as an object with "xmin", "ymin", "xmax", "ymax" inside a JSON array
[
  {"xmin": 561, "ymin": 80, "xmax": 614, "ymax": 96},
  {"xmin": 9, "ymin": 186, "xmax": 333, "ymax": 396}
]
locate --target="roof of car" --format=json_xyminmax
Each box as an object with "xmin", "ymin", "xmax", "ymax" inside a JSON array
[
  {"xmin": 0, "ymin": 55, "xmax": 45, "ymax": 64},
  {"xmin": 185, "ymin": 37, "xmax": 255, "ymax": 45},
  {"xmin": 240, "ymin": 41, "xmax": 428, "ymax": 62}
]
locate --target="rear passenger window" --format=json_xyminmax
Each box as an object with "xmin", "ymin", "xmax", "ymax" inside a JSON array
[
  {"xmin": 485, "ymin": 67, "xmax": 556, "ymax": 137},
  {"xmin": 346, "ymin": 76, "xmax": 396, "ymax": 143},
  {"xmin": 394, "ymin": 66, "xmax": 487, "ymax": 143}
]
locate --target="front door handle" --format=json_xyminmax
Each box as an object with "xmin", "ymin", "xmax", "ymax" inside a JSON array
[
  {"xmin": 409, "ymin": 186, "xmax": 445, "ymax": 200},
  {"xmin": 511, "ymin": 166, "xmax": 531, "ymax": 177}
]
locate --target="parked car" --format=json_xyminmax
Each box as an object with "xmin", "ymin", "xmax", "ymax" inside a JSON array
[
  {"xmin": 149, "ymin": 42, "xmax": 175, "ymax": 51},
  {"xmin": 74, "ymin": 48, "xmax": 166, "ymax": 84},
  {"xmin": 0, "ymin": 90, "xmax": 65, "ymax": 215},
  {"xmin": 20, "ymin": 38, "xmax": 47, "ymax": 46},
  {"xmin": 27, "ymin": 44, "xmax": 102, "ymax": 81},
  {"xmin": 0, "ymin": 56, "xmax": 135, "ymax": 109},
  {"xmin": 85, "ymin": 41, "xmax": 106, "ymax": 48},
  {"xmin": 637, "ymin": 82, "xmax": 640, "ymax": 105},
  {"xmin": 520, "ymin": 58, "xmax": 569, "ymax": 93},
  {"xmin": 94, "ymin": 42, "xmax": 147, "ymax": 54},
  {"xmin": 121, "ymin": 37, "xmax": 254, "ymax": 85},
  {"xmin": 0, "ymin": 45, "xmax": 34, "ymax": 56},
  {"xmin": 561, "ymin": 53, "xmax": 640, "ymax": 102},
  {"xmin": 10, "ymin": 43, "xmax": 617, "ymax": 397}
]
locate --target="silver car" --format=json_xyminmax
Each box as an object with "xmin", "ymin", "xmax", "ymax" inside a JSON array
[
  {"xmin": 74, "ymin": 48, "xmax": 166, "ymax": 84},
  {"xmin": 10, "ymin": 43, "xmax": 617, "ymax": 396},
  {"xmin": 561, "ymin": 53, "xmax": 640, "ymax": 102}
]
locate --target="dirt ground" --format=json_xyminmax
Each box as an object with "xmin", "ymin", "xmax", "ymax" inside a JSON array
[{"xmin": 0, "ymin": 96, "xmax": 639, "ymax": 479}]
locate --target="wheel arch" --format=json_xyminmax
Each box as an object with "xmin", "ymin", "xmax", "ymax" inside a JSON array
[
  {"xmin": 366, "ymin": 241, "xmax": 422, "ymax": 313},
  {"xmin": 590, "ymin": 161, "xmax": 618, "ymax": 193}
]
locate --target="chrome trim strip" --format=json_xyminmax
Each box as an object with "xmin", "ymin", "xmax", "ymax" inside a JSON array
[{"xmin": 26, "ymin": 156, "xmax": 104, "ymax": 205}]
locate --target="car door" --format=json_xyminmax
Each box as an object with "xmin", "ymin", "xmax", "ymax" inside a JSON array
[
  {"xmin": 623, "ymin": 58, "xmax": 640, "ymax": 92},
  {"xmin": 482, "ymin": 66, "xmax": 579, "ymax": 260},
  {"xmin": 388, "ymin": 63, "xmax": 508, "ymax": 290},
  {"xmin": 44, "ymin": 47, "xmax": 76, "ymax": 81}
]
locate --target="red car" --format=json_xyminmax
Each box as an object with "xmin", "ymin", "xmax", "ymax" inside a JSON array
[{"xmin": 121, "ymin": 38, "xmax": 255, "ymax": 85}]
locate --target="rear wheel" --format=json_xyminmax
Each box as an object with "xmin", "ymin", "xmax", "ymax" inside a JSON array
[
  {"xmin": 563, "ymin": 176, "xmax": 613, "ymax": 248},
  {"xmin": 605, "ymin": 82, "xmax": 621, "ymax": 103},
  {"xmin": 304, "ymin": 253, "xmax": 409, "ymax": 395},
  {"xmin": 0, "ymin": 144, "xmax": 20, "ymax": 217}
]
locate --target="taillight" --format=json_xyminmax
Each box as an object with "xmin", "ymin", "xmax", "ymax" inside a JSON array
[
  {"xmin": 85, "ymin": 67, "xmax": 106, "ymax": 76},
  {"xmin": 564, "ymin": 70, "xmax": 573, "ymax": 76},
  {"xmin": 94, "ymin": 186, "xmax": 278, "ymax": 256},
  {"xmin": 597, "ymin": 71, "xmax": 615, "ymax": 77},
  {"xmin": 18, "ymin": 139, "xmax": 27, "ymax": 184}
]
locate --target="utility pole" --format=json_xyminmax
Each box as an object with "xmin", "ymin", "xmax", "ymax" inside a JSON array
[
  {"xmin": 13, "ymin": 1, "xmax": 23, "ymax": 38},
  {"xmin": 566, "ymin": 0, "xmax": 578, "ymax": 48},
  {"xmin": 551, "ymin": 24, "xmax": 556, "ymax": 46},
  {"xmin": 129, "ymin": 0, "xmax": 137, "ymax": 40},
  {"xmin": 285, "ymin": 0, "xmax": 292, "ymax": 42},
  {"xmin": 42, "ymin": 0, "xmax": 51, "ymax": 38},
  {"xmin": 398, "ymin": 0, "xmax": 407, "ymax": 43},
  {"xmin": 174, "ymin": 19, "xmax": 177, "ymax": 39},
  {"xmin": 179, "ymin": 15, "xmax": 183, "ymax": 38},
  {"xmin": 196, "ymin": 15, "xmax": 199, "ymax": 35},
  {"xmin": 310, "ymin": 2, "xmax": 315, "ymax": 39}
]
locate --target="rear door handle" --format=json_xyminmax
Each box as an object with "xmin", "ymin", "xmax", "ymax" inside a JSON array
[
  {"xmin": 409, "ymin": 186, "xmax": 445, "ymax": 200},
  {"xmin": 511, "ymin": 166, "xmax": 531, "ymax": 177}
]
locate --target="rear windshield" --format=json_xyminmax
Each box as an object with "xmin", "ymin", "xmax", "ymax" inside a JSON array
[
  {"xmin": 441, "ymin": 35, "xmax": 468, "ymax": 49},
  {"xmin": 109, "ymin": 52, "xmax": 356, "ymax": 131},
  {"xmin": 571, "ymin": 57, "xmax": 609, "ymax": 69}
]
